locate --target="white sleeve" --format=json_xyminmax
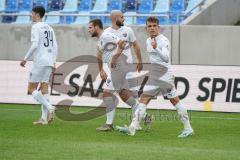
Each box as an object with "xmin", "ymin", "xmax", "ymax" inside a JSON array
[
  {"xmin": 52, "ymin": 30, "xmax": 58, "ymax": 63},
  {"xmin": 128, "ymin": 27, "xmax": 136, "ymax": 43},
  {"xmin": 31, "ymin": 26, "xmax": 39, "ymax": 43},
  {"xmin": 24, "ymin": 41, "xmax": 38, "ymax": 61},
  {"xmin": 154, "ymin": 39, "xmax": 170, "ymax": 63}
]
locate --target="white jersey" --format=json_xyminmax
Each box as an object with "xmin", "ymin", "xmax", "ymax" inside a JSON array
[
  {"xmin": 97, "ymin": 30, "xmax": 120, "ymax": 67},
  {"xmin": 104, "ymin": 26, "xmax": 136, "ymax": 63},
  {"xmin": 27, "ymin": 22, "xmax": 58, "ymax": 66},
  {"xmin": 146, "ymin": 34, "xmax": 171, "ymax": 70}
]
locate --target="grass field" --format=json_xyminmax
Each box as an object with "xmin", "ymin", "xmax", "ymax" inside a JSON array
[{"xmin": 0, "ymin": 104, "xmax": 240, "ymax": 160}]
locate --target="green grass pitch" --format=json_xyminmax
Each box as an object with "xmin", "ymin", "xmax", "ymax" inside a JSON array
[{"xmin": 0, "ymin": 104, "xmax": 240, "ymax": 160}]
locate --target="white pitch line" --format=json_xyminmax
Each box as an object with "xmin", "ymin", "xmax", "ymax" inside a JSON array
[{"xmin": 192, "ymin": 116, "xmax": 240, "ymax": 121}]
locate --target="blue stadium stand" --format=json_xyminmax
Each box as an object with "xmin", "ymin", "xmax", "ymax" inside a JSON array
[
  {"xmin": 60, "ymin": 0, "xmax": 78, "ymax": 24},
  {"xmin": 2, "ymin": 0, "xmax": 19, "ymax": 23},
  {"xmin": 170, "ymin": 0, "xmax": 185, "ymax": 24},
  {"xmin": 184, "ymin": 0, "xmax": 205, "ymax": 15},
  {"xmin": 125, "ymin": 0, "xmax": 136, "ymax": 12},
  {"xmin": 91, "ymin": 0, "xmax": 108, "ymax": 24},
  {"xmin": 13, "ymin": 11, "xmax": 30, "ymax": 23},
  {"xmin": 79, "ymin": 0, "xmax": 92, "ymax": 11},
  {"xmin": 136, "ymin": 0, "xmax": 153, "ymax": 25},
  {"xmin": 61, "ymin": 0, "xmax": 78, "ymax": 12},
  {"xmin": 45, "ymin": 11, "xmax": 61, "ymax": 24},
  {"xmin": 33, "ymin": 0, "xmax": 48, "ymax": 10},
  {"xmin": 124, "ymin": 11, "xmax": 136, "ymax": 25},
  {"xmin": 73, "ymin": 0, "xmax": 92, "ymax": 25},
  {"xmin": 151, "ymin": 0, "xmax": 170, "ymax": 25},
  {"xmin": 19, "ymin": 0, "xmax": 32, "ymax": 11},
  {"xmin": 105, "ymin": 0, "xmax": 122, "ymax": 25},
  {"xmin": 152, "ymin": 0, "xmax": 170, "ymax": 13},
  {"xmin": 5, "ymin": 0, "xmax": 19, "ymax": 12},
  {"xmin": 49, "ymin": 0, "xmax": 62, "ymax": 11},
  {"xmin": 73, "ymin": 11, "xmax": 90, "ymax": 25},
  {"xmin": 0, "ymin": 0, "xmax": 6, "ymax": 12},
  {"xmin": 91, "ymin": 0, "xmax": 108, "ymax": 13}
]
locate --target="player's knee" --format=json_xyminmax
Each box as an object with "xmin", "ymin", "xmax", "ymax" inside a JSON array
[
  {"xmin": 139, "ymin": 94, "xmax": 151, "ymax": 104},
  {"xmin": 119, "ymin": 89, "xmax": 131, "ymax": 101},
  {"xmin": 170, "ymin": 97, "xmax": 180, "ymax": 106},
  {"xmin": 103, "ymin": 90, "xmax": 113, "ymax": 97},
  {"xmin": 28, "ymin": 84, "xmax": 38, "ymax": 94}
]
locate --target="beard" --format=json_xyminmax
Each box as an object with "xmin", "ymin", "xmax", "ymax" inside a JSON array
[
  {"xmin": 91, "ymin": 31, "xmax": 98, "ymax": 37},
  {"xmin": 116, "ymin": 20, "xmax": 124, "ymax": 27}
]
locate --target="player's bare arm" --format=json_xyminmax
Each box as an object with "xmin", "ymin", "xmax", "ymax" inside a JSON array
[
  {"xmin": 96, "ymin": 47, "xmax": 107, "ymax": 80},
  {"xmin": 132, "ymin": 41, "xmax": 143, "ymax": 72}
]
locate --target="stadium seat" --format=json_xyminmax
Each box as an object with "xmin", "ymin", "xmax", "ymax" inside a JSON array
[
  {"xmin": 0, "ymin": 0, "xmax": 6, "ymax": 12},
  {"xmin": 125, "ymin": 0, "xmax": 136, "ymax": 11},
  {"xmin": 60, "ymin": 0, "xmax": 78, "ymax": 24},
  {"xmin": 73, "ymin": 11, "xmax": 90, "ymax": 25},
  {"xmin": 33, "ymin": 0, "xmax": 48, "ymax": 10},
  {"xmin": 45, "ymin": 11, "xmax": 60, "ymax": 24},
  {"xmin": 2, "ymin": 15, "xmax": 16, "ymax": 23},
  {"xmin": 91, "ymin": 0, "xmax": 108, "ymax": 13},
  {"xmin": 49, "ymin": 0, "xmax": 62, "ymax": 11},
  {"xmin": 152, "ymin": 0, "xmax": 170, "ymax": 13},
  {"xmin": 138, "ymin": 0, "xmax": 153, "ymax": 13},
  {"xmin": 79, "ymin": 0, "xmax": 92, "ymax": 11},
  {"xmin": 108, "ymin": 0, "xmax": 122, "ymax": 11},
  {"xmin": 185, "ymin": 0, "xmax": 205, "ymax": 15},
  {"xmin": 61, "ymin": 0, "xmax": 78, "ymax": 12},
  {"xmin": 105, "ymin": 0, "xmax": 122, "ymax": 25},
  {"xmin": 171, "ymin": 0, "xmax": 185, "ymax": 13},
  {"xmin": 136, "ymin": 0, "xmax": 153, "ymax": 25},
  {"xmin": 13, "ymin": 11, "xmax": 30, "ymax": 23},
  {"xmin": 5, "ymin": 0, "xmax": 19, "ymax": 12},
  {"xmin": 19, "ymin": 0, "xmax": 32, "ymax": 11},
  {"xmin": 158, "ymin": 15, "xmax": 169, "ymax": 25},
  {"xmin": 124, "ymin": 11, "xmax": 136, "ymax": 25}
]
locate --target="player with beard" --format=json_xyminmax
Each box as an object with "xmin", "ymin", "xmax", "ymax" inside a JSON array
[
  {"xmin": 88, "ymin": 19, "xmax": 142, "ymax": 131},
  {"xmin": 95, "ymin": 10, "xmax": 145, "ymax": 131}
]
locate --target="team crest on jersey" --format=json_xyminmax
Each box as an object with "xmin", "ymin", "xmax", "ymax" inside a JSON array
[{"xmin": 122, "ymin": 33, "xmax": 127, "ymax": 37}]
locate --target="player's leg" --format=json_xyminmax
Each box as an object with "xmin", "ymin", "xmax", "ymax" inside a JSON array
[
  {"xmin": 28, "ymin": 83, "xmax": 47, "ymax": 125},
  {"xmin": 30, "ymin": 66, "xmax": 55, "ymax": 121},
  {"xmin": 39, "ymin": 83, "xmax": 54, "ymax": 123},
  {"xmin": 169, "ymin": 95, "xmax": 194, "ymax": 138},
  {"xmin": 96, "ymin": 89, "xmax": 118, "ymax": 131}
]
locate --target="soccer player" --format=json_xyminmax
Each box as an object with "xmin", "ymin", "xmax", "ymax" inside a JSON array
[
  {"xmin": 88, "ymin": 19, "xmax": 141, "ymax": 131},
  {"xmin": 94, "ymin": 10, "xmax": 144, "ymax": 131},
  {"xmin": 20, "ymin": 6, "xmax": 58, "ymax": 125},
  {"xmin": 118, "ymin": 16, "xmax": 194, "ymax": 138}
]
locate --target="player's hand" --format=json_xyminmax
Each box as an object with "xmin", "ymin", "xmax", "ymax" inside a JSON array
[
  {"xmin": 111, "ymin": 54, "xmax": 120, "ymax": 69},
  {"xmin": 151, "ymin": 38, "xmax": 157, "ymax": 49},
  {"xmin": 20, "ymin": 60, "xmax": 26, "ymax": 67},
  {"xmin": 136, "ymin": 62, "xmax": 143, "ymax": 72},
  {"xmin": 118, "ymin": 40, "xmax": 126, "ymax": 50},
  {"xmin": 100, "ymin": 70, "xmax": 107, "ymax": 80}
]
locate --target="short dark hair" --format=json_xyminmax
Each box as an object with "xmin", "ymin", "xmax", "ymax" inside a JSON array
[
  {"xmin": 89, "ymin": 19, "xmax": 103, "ymax": 29},
  {"xmin": 32, "ymin": 6, "xmax": 45, "ymax": 18},
  {"xmin": 146, "ymin": 16, "xmax": 159, "ymax": 25}
]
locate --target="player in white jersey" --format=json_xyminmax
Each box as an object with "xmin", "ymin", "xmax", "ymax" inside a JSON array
[
  {"xmin": 105, "ymin": 10, "xmax": 143, "ymax": 98},
  {"xmin": 88, "ymin": 19, "xmax": 141, "ymax": 131},
  {"xmin": 117, "ymin": 16, "xmax": 194, "ymax": 138},
  {"xmin": 94, "ymin": 11, "xmax": 145, "ymax": 131},
  {"xmin": 20, "ymin": 6, "xmax": 58, "ymax": 125}
]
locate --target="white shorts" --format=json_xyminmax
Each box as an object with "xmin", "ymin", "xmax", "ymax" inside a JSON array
[
  {"xmin": 29, "ymin": 65, "xmax": 52, "ymax": 83},
  {"xmin": 143, "ymin": 64, "xmax": 177, "ymax": 99},
  {"xmin": 102, "ymin": 63, "xmax": 130, "ymax": 92}
]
